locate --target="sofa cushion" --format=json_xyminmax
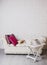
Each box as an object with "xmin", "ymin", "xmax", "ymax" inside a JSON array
[{"xmin": 9, "ymin": 34, "xmax": 18, "ymax": 46}]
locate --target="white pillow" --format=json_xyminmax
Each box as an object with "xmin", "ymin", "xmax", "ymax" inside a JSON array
[
  {"xmin": 30, "ymin": 36, "xmax": 46, "ymax": 46},
  {"xmin": 37, "ymin": 36, "xmax": 46, "ymax": 43},
  {"xmin": 31, "ymin": 39, "xmax": 41, "ymax": 46}
]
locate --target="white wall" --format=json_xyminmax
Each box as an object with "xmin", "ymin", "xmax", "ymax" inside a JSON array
[{"xmin": 0, "ymin": 0, "xmax": 47, "ymax": 48}]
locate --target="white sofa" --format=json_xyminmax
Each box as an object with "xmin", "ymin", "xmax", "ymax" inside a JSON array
[
  {"xmin": 2, "ymin": 36, "xmax": 31, "ymax": 54},
  {"xmin": 2, "ymin": 35, "xmax": 46, "ymax": 54}
]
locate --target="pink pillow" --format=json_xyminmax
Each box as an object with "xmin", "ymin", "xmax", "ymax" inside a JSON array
[{"xmin": 9, "ymin": 34, "xmax": 18, "ymax": 46}]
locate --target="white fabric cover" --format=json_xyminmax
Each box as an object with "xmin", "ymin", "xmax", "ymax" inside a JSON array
[
  {"xmin": 2, "ymin": 36, "xmax": 32, "ymax": 54},
  {"xmin": 2, "ymin": 36, "xmax": 45, "ymax": 54}
]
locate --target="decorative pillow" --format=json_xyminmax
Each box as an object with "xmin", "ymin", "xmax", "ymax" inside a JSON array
[
  {"xmin": 9, "ymin": 34, "xmax": 18, "ymax": 46},
  {"xmin": 30, "ymin": 39, "xmax": 41, "ymax": 46},
  {"xmin": 18, "ymin": 40, "xmax": 25, "ymax": 44},
  {"xmin": 35, "ymin": 39, "xmax": 41, "ymax": 44},
  {"xmin": 5, "ymin": 35, "xmax": 11, "ymax": 44},
  {"xmin": 37, "ymin": 36, "xmax": 46, "ymax": 43}
]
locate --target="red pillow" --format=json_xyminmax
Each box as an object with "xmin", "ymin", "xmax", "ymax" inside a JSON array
[
  {"xmin": 5, "ymin": 35, "xmax": 11, "ymax": 44},
  {"xmin": 9, "ymin": 34, "xmax": 18, "ymax": 46}
]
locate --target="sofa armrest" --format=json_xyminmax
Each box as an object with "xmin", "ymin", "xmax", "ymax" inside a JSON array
[{"xmin": 2, "ymin": 36, "xmax": 9, "ymax": 49}]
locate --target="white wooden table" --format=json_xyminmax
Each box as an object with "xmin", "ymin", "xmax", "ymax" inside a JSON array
[{"xmin": 26, "ymin": 43, "xmax": 45, "ymax": 62}]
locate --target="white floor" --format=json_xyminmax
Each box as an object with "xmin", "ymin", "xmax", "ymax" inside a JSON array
[{"xmin": 0, "ymin": 49, "xmax": 47, "ymax": 65}]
